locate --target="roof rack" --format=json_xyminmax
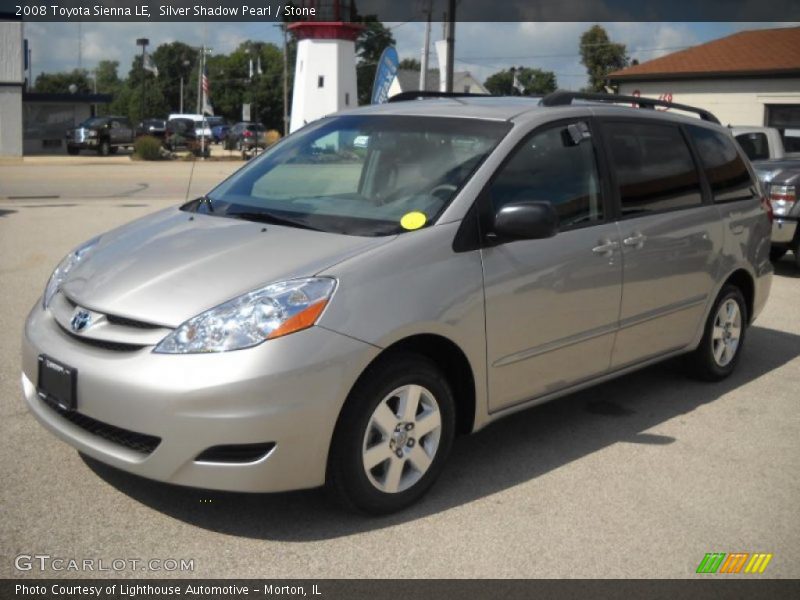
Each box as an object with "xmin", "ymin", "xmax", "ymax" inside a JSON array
[
  {"xmin": 540, "ymin": 90, "xmax": 720, "ymax": 124},
  {"xmin": 388, "ymin": 91, "xmax": 492, "ymax": 103}
]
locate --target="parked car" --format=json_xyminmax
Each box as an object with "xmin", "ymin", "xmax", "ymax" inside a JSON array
[
  {"xmin": 211, "ymin": 123, "xmax": 230, "ymax": 144},
  {"xmin": 66, "ymin": 116, "xmax": 135, "ymax": 156},
  {"xmin": 136, "ymin": 118, "xmax": 167, "ymax": 139},
  {"xmin": 164, "ymin": 118, "xmax": 210, "ymax": 157},
  {"xmin": 224, "ymin": 122, "xmax": 266, "ymax": 155},
  {"xmin": 167, "ymin": 113, "xmax": 213, "ymax": 139},
  {"xmin": 23, "ymin": 92, "xmax": 772, "ymax": 515},
  {"xmin": 733, "ymin": 127, "xmax": 800, "ymax": 266}
]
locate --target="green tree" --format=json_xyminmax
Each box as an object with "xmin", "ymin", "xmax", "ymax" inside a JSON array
[
  {"xmin": 399, "ymin": 58, "xmax": 421, "ymax": 70},
  {"xmin": 484, "ymin": 67, "xmax": 557, "ymax": 96},
  {"xmin": 120, "ymin": 53, "xmax": 168, "ymax": 123},
  {"xmin": 93, "ymin": 60, "xmax": 121, "ymax": 116},
  {"xmin": 34, "ymin": 69, "xmax": 91, "ymax": 94},
  {"xmin": 150, "ymin": 42, "xmax": 199, "ymax": 114},
  {"xmin": 354, "ymin": 17, "xmax": 396, "ymax": 105},
  {"xmin": 579, "ymin": 25, "xmax": 629, "ymax": 92}
]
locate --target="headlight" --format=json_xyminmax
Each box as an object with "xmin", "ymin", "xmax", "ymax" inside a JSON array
[
  {"xmin": 86, "ymin": 130, "xmax": 98, "ymax": 138},
  {"xmin": 154, "ymin": 278, "xmax": 337, "ymax": 354},
  {"xmin": 43, "ymin": 237, "xmax": 100, "ymax": 308}
]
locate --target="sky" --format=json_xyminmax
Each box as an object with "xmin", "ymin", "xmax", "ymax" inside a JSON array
[{"xmin": 22, "ymin": 21, "xmax": 800, "ymax": 91}]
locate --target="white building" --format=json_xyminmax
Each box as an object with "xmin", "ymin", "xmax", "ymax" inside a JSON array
[
  {"xmin": 0, "ymin": 17, "xmax": 24, "ymax": 158},
  {"xmin": 288, "ymin": 21, "xmax": 362, "ymax": 133},
  {"xmin": 388, "ymin": 69, "xmax": 488, "ymax": 98},
  {"xmin": 608, "ymin": 26, "xmax": 800, "ymax": 136}
]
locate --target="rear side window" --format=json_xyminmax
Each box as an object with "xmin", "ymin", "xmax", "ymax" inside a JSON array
[
  {"xmin": 489, "ymin": 121, "xmax": 603, "ymax": 230},
  {"xmin": 690, "ymin": 126, "xmax": 755, "ymax": 203},
  {"xmin": 735, "ymin": 132, "xmax": 770, "ymax": 161},
  {"xmin": 604, "ymin": 121, "xmax": 703, "ymax": 215}
]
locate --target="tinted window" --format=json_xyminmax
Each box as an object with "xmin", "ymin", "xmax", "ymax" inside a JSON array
[
  {"xmin": 735, "ymin": 132, "xmax": 770, "ymax": 161},
  {"xmin": 690, "ymin": 126, "xmax": 755, "ymax": 203},
  {"xmin": 489, "ymin": 122, "xmax": 603, "ymax": 229},
  {"xmin": 605, "ymin": 121, "xmax": 703, "ymax": 215}
]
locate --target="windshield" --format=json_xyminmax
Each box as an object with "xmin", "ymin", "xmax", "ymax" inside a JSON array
[
  {"xmin": 80, "ymin": 117, "xmax": 107, "ymax": 128},
  {"xmin": 191, "ymin": 115, "xmax": 510, "ymax": 236}
]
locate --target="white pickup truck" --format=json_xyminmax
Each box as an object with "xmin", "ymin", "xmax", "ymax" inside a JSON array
[{"xmin": 732, "ymin": 126, "xmax": 800, "ymax": 267}]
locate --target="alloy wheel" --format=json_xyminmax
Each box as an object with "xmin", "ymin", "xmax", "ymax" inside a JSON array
[{"xmin": 361, "ymin": 384, "xmax": 442, "ymax": 494}]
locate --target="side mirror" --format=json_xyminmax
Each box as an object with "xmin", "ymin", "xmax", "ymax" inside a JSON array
[{"xmin": 493, "ymin": 201, "xmax": 559, "ymax": 241}]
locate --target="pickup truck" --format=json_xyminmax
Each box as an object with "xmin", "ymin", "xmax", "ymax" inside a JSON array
[
  {"xmin": 66, "ymin": 116, "xmax": 135, "ymax": 156},
  {"xmin": 732, "ymin": 126, "xmax": 800, "ymax": 267}
]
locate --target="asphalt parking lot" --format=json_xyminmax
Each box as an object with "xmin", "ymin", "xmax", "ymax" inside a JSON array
[{"xmin": 1, "ymin": 157, "xmax": 799, "ymax": 579}]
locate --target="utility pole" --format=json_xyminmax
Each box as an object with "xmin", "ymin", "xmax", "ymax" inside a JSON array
[
  {"xmin": 445, "ymin": 0, "xmax": 455, "ymax": 93},
  {"xmin": 136, "ymin": 38, "xmax": 149, "ymax": 120},
  {"xmin": 419, "ymin": 1, "xmax": 431, "ymax": 92},
  {"xmin": 196, "ymin": 47, "xmax": 203, "ymax": 114},
  {"xmin": 283, "ymin": 25, "xmax": 289, "ymax": 136}
]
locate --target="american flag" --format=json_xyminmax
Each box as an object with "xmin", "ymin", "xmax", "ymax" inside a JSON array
[{"xmin": 201, "ymin": 63, "xmax": 213, "ymax": 116}]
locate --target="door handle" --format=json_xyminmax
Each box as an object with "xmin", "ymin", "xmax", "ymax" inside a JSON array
[
  {"xmin": 622, "ymin": 232, "xmax": 647, "ymax": 248},
  {"xmin": 592, "ymin": 240, "xmax": 619, "ymax": 256}
]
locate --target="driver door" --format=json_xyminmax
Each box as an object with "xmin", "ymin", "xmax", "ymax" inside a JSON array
[{"xmin": 481, "ymin": 119, "xmax": 623, "ymax": 412}]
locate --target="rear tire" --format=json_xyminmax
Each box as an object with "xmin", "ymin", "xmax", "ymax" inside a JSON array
[
  {"xmin": 770, "ymin": 247, "xmax": 787, "ymax": 262},
  {"xmin": 686, "ymin": 285, "xmax": 747, "ymax": 381},
  {"xmin": 326, "ymin": 353, "xmax": 455, "ymax": 515}
]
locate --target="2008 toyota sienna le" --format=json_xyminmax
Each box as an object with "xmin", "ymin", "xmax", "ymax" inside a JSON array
[{"xmin": 22, "ymin": 92, "xmax": 772, "ymax": 514}]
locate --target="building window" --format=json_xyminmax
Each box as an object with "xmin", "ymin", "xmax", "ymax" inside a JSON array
[
  {"xmin": 318, "ymin": 76, "xmax": 324, "ymax": 88},
  {"xmin": 464, "ymin": 85, "xmax": 471, "ymax": 93},
  {"xmin": 345, "ymin": 92, "xmax": 350, "ymax": 106}
]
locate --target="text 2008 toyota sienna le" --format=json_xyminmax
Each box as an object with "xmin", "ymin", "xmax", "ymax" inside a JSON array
[{"xmin": 22, "ymin": 92, "xmax": 772, "ymax": 514}]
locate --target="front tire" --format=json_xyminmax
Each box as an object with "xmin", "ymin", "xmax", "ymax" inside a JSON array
[
  {"xmin": 66, "ymin": 145, "xmax": 79, "ymax": 155},
  {"xmin": 98, "ymin": 140, "xmax": 110, "ymax": 156},
  {"xmin": 326, "ymin": 354, "xmax": 456, "ymax": 515},
  {"xmin": 686, "ymin": 285, "xmax": 747, "ymax": 381}
]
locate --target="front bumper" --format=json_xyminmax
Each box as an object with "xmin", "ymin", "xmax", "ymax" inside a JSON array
[
  {"xmin": 771, "ymin": 217, "xmax": 798, "ymax": 245},
  {"xmin": 21, "ymin": 303, "xmax": 379, "ymax": 492}
]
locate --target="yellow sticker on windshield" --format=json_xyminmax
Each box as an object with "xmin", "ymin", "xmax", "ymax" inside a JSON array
[{"xmin": 400, "ymin": 211, "xmax": 427, "ymax": 231}]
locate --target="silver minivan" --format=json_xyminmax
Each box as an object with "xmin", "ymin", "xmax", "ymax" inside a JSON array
[{"xmin": 22, "ymin": 92, "xmax": 773, "ymax": 514}]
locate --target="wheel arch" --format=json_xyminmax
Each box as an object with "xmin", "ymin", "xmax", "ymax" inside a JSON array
[
  {"xmin": 348, "ymin": 333, "xmax": 477, "ymax": 436},
  {"xmin": 723, "ymin": 268, "xmax": 755, "ymax": 324}
]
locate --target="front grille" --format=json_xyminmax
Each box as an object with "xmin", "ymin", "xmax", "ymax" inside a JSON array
[
  {"xmin": 61, "ymin": 327, "xmax": 145, "ymax": 352},
  {"xmin": 194, "ymin": 443, "xmax": 276, "ymax": 464},
  {"xmin": 106, "ymin": 314, "xmax": 164, "ymax": 330},
  {"xmin": 40, "ymin": 394, "xmax": 161, "ymax": 455}
]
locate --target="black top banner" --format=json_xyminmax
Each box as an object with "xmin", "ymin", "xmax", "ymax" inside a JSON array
[{"xmin": 2, "ymin": 0, "xmax": 800, "ymax": 22}]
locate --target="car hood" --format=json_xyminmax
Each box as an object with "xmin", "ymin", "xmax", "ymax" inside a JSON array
[{"xmin": 61, "ymin": 207, "xmax": 393, "ymax": 327}]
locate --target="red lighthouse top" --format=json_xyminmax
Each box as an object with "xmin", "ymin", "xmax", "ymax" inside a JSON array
[
  {"xmin": 286, "ymin": 1, "xmax": 363, "ymax": 41},
  {"xmin": 287, "ymin": 22, "xmax": 363, "ymax": 42}
]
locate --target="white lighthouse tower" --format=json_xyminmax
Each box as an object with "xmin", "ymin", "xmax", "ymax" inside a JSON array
[{"xmin": 288, "ymin": 2, "xmax": 362, "ymax": 133}]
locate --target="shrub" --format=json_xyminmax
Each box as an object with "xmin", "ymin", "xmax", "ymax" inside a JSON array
[
  {"xmin": 134, "ymin": 135, "xmax": 163, "ymax": 160},
  {"xmin": 265, "ymin": 129, "xmax": 282, "ymax": 147}
]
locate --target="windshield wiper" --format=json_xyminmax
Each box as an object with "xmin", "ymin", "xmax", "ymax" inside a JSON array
[{"xmin": 226, "ymin": 210, "xmax": 323, "ymax": 231}]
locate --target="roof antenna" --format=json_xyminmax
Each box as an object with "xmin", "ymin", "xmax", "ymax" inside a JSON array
[{"xmin": 185, "ymin": 153, "xmax": 197, "ymax": 202}]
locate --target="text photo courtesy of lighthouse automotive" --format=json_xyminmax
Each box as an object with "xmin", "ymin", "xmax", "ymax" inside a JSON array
[{"xmin": 3, "ymin": 0, "xmax": 800, "ymax": 587}]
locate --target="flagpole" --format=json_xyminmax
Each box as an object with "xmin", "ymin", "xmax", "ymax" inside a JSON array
[
  {"xmin": 200, "ymin": 48, "xmax": 206, "ymax": 159},
  {"xmin": 136, "ymin": 38, "xmax": 149, "ymax": 122}
]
